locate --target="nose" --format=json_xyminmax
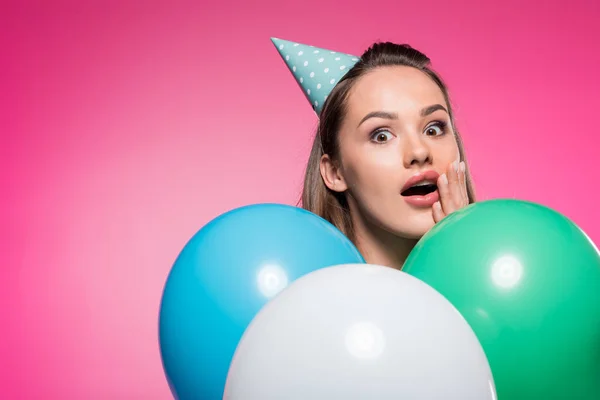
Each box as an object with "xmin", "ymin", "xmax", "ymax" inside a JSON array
[{"xmin": 402, "ymin": 133, "xmax": 432, "ymax": 168}]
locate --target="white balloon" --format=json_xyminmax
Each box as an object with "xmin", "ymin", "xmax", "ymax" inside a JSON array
[{"xmin": 224, "ymin": 264, "xmax": 497, "ymax": 400}]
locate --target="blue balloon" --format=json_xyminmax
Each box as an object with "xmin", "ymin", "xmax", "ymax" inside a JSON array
[{"xmin": 159, "ymin": 203, "xmax": 365, "ymax": 399}]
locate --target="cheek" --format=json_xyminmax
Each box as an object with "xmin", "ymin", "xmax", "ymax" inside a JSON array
[
  {"xmin": 433, "ymin": 138, "xmax": 460, "ymax": 163},
  {"xmin": 342, "ymin": 149, "xmax": 401, "ymax": 195}
]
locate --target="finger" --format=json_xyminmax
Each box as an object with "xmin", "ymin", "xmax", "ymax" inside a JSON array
[
  {"xmin": 438, "ymin": 160, "xmax": 460, "ymax": 214},
  {"xmin": 447, "ymin": 160, "xmax": 464, "ymax": 207},
  {"xmin": 432, "ymin": 200, "xmax": 445, "ymax": 223},
  {"xmin": 459, "ymin": 161, "xmax": 469, "ymax": 205},
  {"xmin": 437, "ymin": 172, "xmax": 453, "ymax": 215}
]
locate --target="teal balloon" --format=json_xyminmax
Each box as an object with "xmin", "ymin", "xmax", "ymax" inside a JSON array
[
  {"xmin": 159, "ymin": 203, "xmax": 364, "ymax": 400},
  {"xmin": 402, "ymin": 199, "xmax": 600, "ymax": 400}
]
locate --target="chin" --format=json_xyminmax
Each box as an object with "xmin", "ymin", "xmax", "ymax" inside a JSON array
[{"xmin": 390, "ymin": 211, "xmax": 436, "ymax": 240}]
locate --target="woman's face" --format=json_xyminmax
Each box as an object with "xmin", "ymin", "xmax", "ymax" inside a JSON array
[{"xmin": 322, "ymin": 66, "xmax": 460, "ymax": 239}]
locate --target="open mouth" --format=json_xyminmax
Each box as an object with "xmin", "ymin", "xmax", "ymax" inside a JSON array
[{"xmin": 401, "ymin": 183, "xmax": 438, "ymax": 197}]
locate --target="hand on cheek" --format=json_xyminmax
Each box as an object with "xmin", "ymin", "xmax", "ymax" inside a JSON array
[{"xmin": 432, "ymin": 160, "xmax": 469, "ymax": 223}]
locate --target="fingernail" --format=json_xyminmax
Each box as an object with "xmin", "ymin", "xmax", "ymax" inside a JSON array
[
  {"xmin": 460, "ymin": 161, "xmax": 465, "ymax": 173},
  {"xmin": 434, "ymin": 201, "xmax": 442, "ymax": 211},
  {"xmin": 440, "ymin": 173, "xmax": 448, "ymax": 185},
  {"xmin": 453, "ymin": 160, "xmax": 459, "ymax": 172}
]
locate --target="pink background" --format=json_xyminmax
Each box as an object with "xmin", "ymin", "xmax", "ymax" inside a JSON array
[{"xmin": 3, "ymin": 0, "xmax": 599, "ymax": 398}]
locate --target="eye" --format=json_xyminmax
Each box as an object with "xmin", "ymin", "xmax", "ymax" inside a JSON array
[
  {"xmin": 424, "ymin": 121, "xmax": 448, "ymax": 136},
  {"xmin": 370, "ymin": 129, "xmax": 394, "ymax": 143}
]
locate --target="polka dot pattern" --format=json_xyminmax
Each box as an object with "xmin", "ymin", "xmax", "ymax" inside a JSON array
[{"xmin": 271, "ymin": 37, "xmax": 359, "ymax": 115}]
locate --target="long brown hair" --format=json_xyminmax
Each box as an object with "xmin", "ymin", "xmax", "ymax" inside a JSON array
[{"xmin": 300, "ymin": 41, "xmax": 476, "ymax": 242}]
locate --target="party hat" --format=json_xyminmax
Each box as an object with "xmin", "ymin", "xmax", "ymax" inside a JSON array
[{"xmin": 271, "ymin": 37, "xmax": 360, "ymax": 115}]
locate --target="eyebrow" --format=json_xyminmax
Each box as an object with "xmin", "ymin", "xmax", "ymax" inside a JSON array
[
  {"xmin": 357, "ymin": 104, "xmax": 448, "ymax": 127},
  {"xmin": 421, "ymin": 104, "xmax": 448, "ymax": 117}
]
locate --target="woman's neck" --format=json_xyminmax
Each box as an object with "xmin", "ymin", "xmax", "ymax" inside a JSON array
[{"xmin": 350, "ymin": 213, "xmax": 419, "ymax": 270}]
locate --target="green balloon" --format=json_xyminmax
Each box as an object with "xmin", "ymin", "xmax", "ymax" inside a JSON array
[{"xmin": 402, "ymin": 199, "xmax": 600, "ymax": 400}]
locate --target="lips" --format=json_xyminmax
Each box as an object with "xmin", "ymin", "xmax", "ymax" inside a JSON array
[
  {"xmin": 401, "ymin": 170, "xmax": 440, "ymax": 195},
  {"xmin": 401, "ymin": 170, "xmax": 440, "ymax": 208}
]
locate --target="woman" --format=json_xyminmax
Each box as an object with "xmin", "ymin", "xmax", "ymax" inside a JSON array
[{"xmin": 273, "ymin": 38, "xmax": 475, "ymax": 270}]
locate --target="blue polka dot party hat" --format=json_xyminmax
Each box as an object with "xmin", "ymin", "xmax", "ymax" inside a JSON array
[{"xmin": 271, "ymin": 37, "xmax": 360, "ymax": 115}]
